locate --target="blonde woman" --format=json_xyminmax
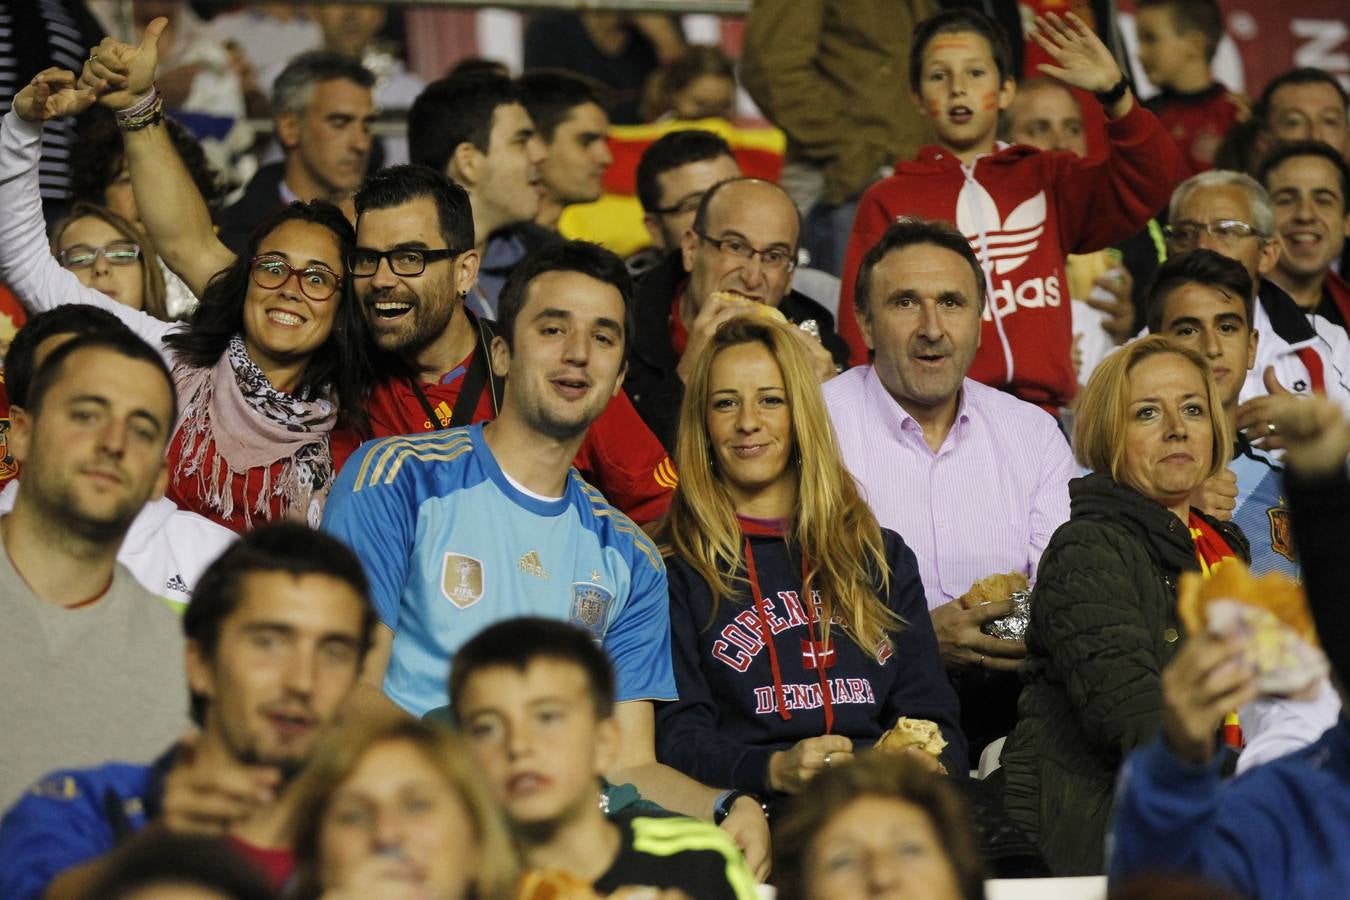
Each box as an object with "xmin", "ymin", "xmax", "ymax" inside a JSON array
[
  {"xmin": 654, "ymin": 316, "xmax": 963, "ymax": 799},
  {"xmin": 289, "ymin": 716, "xmax": 520, "ymax": 900},
  {"xmin": 998, "ymin": 336, "xmax": 1247, "ymax": 875}
]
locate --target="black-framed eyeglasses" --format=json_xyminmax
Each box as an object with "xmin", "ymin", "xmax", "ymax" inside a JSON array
[
  {"xmin": 695, "ymin": 231, "xmax": 797, "ymax": 273},
  {"xmin": 348, "ymin": 247, "xmax": 463, "ymax": 278},
  {"xmin": 652, "ymin": 192, "xmax": 705, "ymax": 217},
  {"xmin": 249, "ymin": 254, "xmax": 342, "ymax": 302},
  {"xmin": 58, "ymin": 240, "xmax": 142, "ymax": 269},
  {"xmin": 1163, "ymin": 219, "xmax": 1267, "ymax": 247}
]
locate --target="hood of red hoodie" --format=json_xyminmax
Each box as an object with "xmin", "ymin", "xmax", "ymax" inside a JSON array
[{"xmin": 904, "ymin": 141, "xmax": 1043, "ymax": 173}]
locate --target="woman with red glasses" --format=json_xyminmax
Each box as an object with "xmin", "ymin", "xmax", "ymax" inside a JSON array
[{"xmin": 0, "ymin": 68, "xmax": 372, "ymax": 531}]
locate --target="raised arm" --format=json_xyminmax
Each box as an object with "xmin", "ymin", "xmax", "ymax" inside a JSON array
[
  {"xmin": 0, "ymin": 72, "xmax": 175, "ymax": 352},
  {"xmin": 81, "ymin": 18, "xmax": 233, "ymax": 298},
  {"xmin": 1032, "ymin": 13, "xmax": 1186, "ymax": 253}
]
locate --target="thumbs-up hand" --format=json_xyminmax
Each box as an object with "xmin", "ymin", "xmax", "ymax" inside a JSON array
[
  {"xmin": 81, "ymin": 16, "xmax": 167, "ymax": 111},
  {"xmin": 1237, "ymin": 365, "xmax": 1296, "ymax": 450}
]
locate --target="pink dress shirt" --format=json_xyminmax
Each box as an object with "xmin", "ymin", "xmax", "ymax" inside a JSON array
[{"xmin": 823, "ymin": 366, "xmax": 1074, "ymax": 610}]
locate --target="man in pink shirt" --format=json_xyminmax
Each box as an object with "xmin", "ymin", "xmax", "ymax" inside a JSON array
[{"xmin": 823, "ymin": 217, "xmax": 1074, "ymax": 761}]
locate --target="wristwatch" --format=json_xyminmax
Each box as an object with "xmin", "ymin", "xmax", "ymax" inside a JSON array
[
  {"xmin": 713, "ymin": 789, "xmax": 754, "ymax": 825},
  {"xmin": 1094, "ymin": 75, "xmax": 1129, "ymax": 107}
]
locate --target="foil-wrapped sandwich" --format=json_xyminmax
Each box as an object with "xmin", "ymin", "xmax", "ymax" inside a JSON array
[
  {"xmin": 983, "ymin": 590, "xmax": 1031, "ymax": 642},
  {"xmin": 959, "ymin": 572, "xmax": 1032, "ymax": 642}
]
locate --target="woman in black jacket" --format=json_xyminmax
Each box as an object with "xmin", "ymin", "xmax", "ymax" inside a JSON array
[
  {"xmin": 999, "ymin": 336, "xmax": 1248, "ymax": 875},
  {"xmin": 653, "ymin": 316, "xmax": 964, "ymax": 797}
]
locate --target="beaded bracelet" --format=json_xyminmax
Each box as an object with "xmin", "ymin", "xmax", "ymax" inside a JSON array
[{"xmin": 115, "ymin": 87, "xmax": 163, "ymax": 132}]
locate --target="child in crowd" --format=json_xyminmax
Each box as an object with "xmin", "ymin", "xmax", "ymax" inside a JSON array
[
  {"xmin": 838, "ymin": 8, "xmax": 1184, "ymax": 414},
  {"xmin": 1135, "ymin": 0, "xmax": 1249, "ymax": 173},
  {"xmin": 450, "ymin": 618, "xmax": 759, "ymax": 899}
]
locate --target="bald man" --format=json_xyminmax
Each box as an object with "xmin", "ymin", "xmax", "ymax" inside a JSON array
[{"xmin": 626, "ymin": 177, "xmax": 848, "ymax": 449}]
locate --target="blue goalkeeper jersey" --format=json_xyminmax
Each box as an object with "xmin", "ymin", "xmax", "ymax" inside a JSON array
[
  {"xmin": 1230, "ymin": 438, "xmax": 1300, "ymax": 581},
  {"xmin": 322, "ymin": 425, "xmax": 675, "ymax": 717}
]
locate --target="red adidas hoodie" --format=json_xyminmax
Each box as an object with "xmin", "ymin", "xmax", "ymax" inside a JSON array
[{"xmin": 839, "ymin": 101, "xmax": 1185, "ymax": 409}]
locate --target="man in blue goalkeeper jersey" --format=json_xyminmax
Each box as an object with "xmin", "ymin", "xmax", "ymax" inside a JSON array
[{"xmin": 323, "ymin": 240, "xmax": 770, "ymax": 874}]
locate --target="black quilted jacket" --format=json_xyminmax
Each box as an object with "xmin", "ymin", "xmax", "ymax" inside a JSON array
[{"xmin": 997, "ymin": 472, "xmax": 1248, "ymax": 875}]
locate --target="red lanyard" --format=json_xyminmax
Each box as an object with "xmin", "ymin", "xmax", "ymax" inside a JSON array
[{"xmin": 743, "ymin": 537, "xmax": 835, "ymax": 734}]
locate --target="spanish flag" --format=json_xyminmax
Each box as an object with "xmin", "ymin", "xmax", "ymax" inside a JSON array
[{"xmin": 559, "ymin": 118, "xmax": 786, "ymax": 257}]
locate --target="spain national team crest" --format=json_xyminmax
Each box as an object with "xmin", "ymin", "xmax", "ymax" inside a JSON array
[
  {"xmin": 441, "ymin": 553, "xmax": 485, "ymax": 609},
  {"xmin": 569, "ymin": 581, "xmax": 614, "ymax": 640},
  {"xmin": 1268, "ymin": 507, "xmax": 1295, "ymax": 562},
  {"xmin": 0, "ymin": 418, "xmax": 15, "ymax": 480}
]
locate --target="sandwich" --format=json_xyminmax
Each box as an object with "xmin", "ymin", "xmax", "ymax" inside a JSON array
[
  {"xmin": 958, "ymin": 572, "xmax": 1029, "ymax": 608},
  {"xmin": 875, "ymin": 717, "xmax": 948, "ymax": 757},
  {"xmin": 709, "ymin": 290, "xmax": 789, "ymax": 324},
  {"xmin": 1176, "ymin": 561, "xmax": 1327, "ymax": 696}
]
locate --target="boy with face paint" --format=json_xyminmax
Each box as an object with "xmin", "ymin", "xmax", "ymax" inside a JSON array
[{"xmin": 837, "ymin": 9, "xmax": 1185, "ymax": 416}]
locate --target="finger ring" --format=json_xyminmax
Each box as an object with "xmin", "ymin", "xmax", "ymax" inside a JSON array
[
  {"xmin": 978, "ymin": 654, "xmax": 986, "ymax": 668},
  {"xmin": 1267, "ymin": 422, "xmax": 1277, "ymax": 436},
  {"xmin": 89, "ymin": 51, "xmax": 98, "ymax": 63},
  {"xmin": 823, "ymin": 753, "xmax": 833, "ymax": 768}
]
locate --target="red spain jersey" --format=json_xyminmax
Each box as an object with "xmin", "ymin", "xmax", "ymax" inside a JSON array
[{"xmin": 0, "ymin": 372, "xmax": 18, "ymax": 487}]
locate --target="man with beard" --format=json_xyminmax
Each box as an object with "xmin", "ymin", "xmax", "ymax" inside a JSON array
[
  {"xmin": 0, "ymin": 523, "xmax": 377, "ymax": 898},
  {"xmin": 323, "ymin": 241, "xmax": 771, "ymax": 875},
  {"xmin": 355, "ymin": 165, "xmax": 675, "ymax": 523},
  {"xmin": 0, "ymin": 332, "xmax": 185, "ymax": 814}
]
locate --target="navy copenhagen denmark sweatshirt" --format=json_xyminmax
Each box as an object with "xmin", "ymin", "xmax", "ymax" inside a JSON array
[{"xmin": 655, "ymin": 525, "xmax": 966, "ymax": 793}]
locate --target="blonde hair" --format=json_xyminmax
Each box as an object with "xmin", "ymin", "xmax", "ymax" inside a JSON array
[
  {"xmin": 50, "ymin": 202, "xmax": 170, "ymax": 321},
  {"xmin": 1073, "ymin": 335, "xmax": 1233, "ymax": 487},
  {"xmin": 289, "ymin": 714, "xmax": 520, "ymax": 900},
  {"xmin": 662, "ymin": 316, "xmax": 899, "ymax": 655}
]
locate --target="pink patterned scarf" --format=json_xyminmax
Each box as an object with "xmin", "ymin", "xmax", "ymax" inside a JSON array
[{"xmin": 172, "ymin": 336, "xmax": 336, "ymax": 527}]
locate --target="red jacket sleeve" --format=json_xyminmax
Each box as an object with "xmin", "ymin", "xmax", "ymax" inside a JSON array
[
  {"xmin": 1047, "ymin": 100, "xmax": 1187, "ymax": 255},
  {"xmin": 573, "ymin": 390, "xmax": 676, "ymax": 524}
]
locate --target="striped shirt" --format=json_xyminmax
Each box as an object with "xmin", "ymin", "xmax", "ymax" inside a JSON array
[
  {"xmin": 824, "ymin": 367, "xmax": 1074, "ymax": 609},
  {"xmin": 0, "ymin": 0, "xmax": 92, "ymax": 202}
]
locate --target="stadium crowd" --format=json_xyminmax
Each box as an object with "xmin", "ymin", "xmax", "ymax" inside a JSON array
[{"xmin": 0, "ymin": 1, "xmax": 1348, "ymax": 898}]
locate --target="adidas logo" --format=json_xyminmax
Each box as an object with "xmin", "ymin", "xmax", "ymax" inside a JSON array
[
  {"xmin": 165, "ymin": 574, "xmax": 189, "ymax": 594},
  {"xmin": 956, "ymin": 182, "xmax": 1046, "ymax": 276},
  {"xmin": 517, "ymin": 550, "xmax": 548, "ymax": 579},
  {"xmin": 424, "ymin": 400, "xmax": 453, "ymax": 430}
]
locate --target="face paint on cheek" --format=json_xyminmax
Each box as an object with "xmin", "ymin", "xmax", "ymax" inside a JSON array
[
  {"xmin": 981, "ymin": 93, "xmax": 998, "ymax": 111},
  {"xmin": 927, "ymin": 100, "xmax": 943, "ymax": 117}
]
